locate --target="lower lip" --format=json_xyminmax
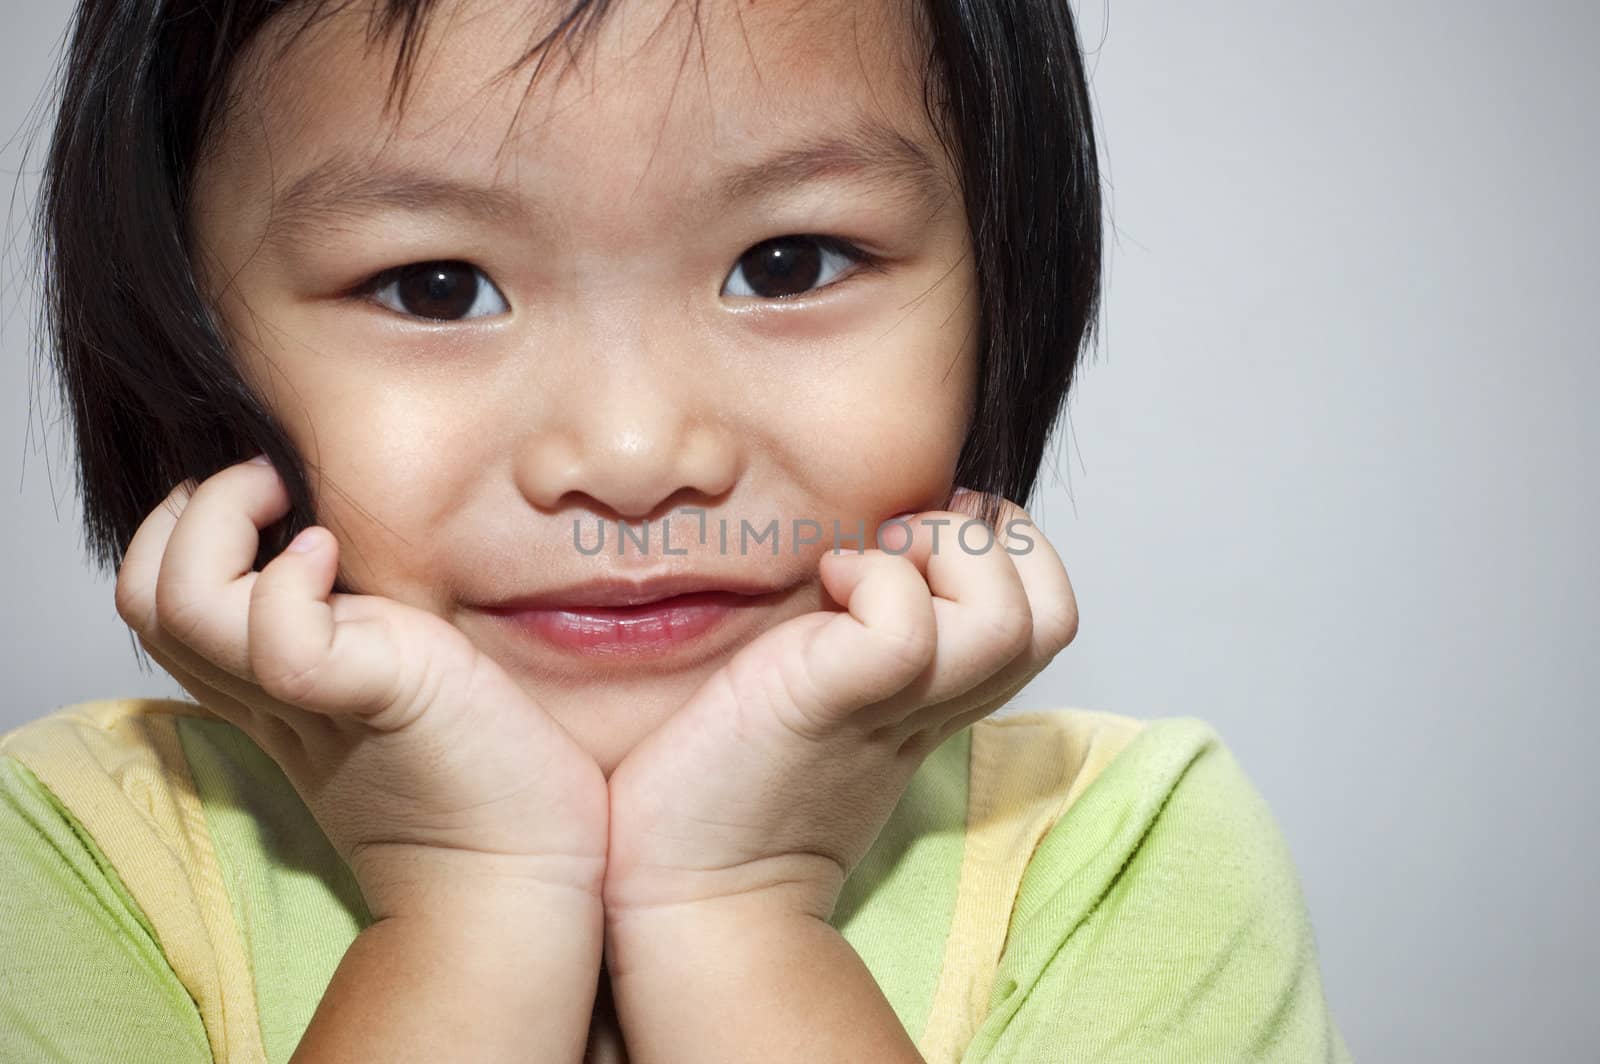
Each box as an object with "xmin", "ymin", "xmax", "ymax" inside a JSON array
[{"xmin": 491, "ymin": 591, "xmax": 753, "ymax": 658}]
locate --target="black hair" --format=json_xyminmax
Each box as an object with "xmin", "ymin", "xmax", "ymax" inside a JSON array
[{"xmin": 30, "ymin": 0, "xmax": 1102, "ymax": 579}]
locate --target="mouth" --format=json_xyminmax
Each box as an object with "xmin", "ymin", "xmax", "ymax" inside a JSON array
[
  {"xmin": 496, "ymin": 590, "xmax": 760, "ymax": 657},
  {"xmin": 477, "ymin": 577, "xmax": 799, "ymax": 662}
]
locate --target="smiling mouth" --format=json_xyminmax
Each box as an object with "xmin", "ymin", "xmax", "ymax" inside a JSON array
[{"xmin": 486, "ymin": 589, "xmax": 778, "ymax": 659}]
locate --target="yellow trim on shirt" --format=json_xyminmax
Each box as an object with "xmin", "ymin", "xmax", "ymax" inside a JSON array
[
  {"xmin": 917, "ymin": 708, "xmax": 1147, "ymax": 1063},
  {"xmin": 5, "ymin": 698, "xmax": 1147, "ymax": 1064},
  {"xmin": 1, "ymin": 699, "xmax": 267, "ymax": 1064}
]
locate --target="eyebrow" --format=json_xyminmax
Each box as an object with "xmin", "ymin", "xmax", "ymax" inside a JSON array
[{"xmin": 263, "ymin": 120, "xmax": 952, "ymax": 249}]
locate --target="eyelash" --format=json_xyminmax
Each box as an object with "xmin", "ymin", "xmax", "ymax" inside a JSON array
[{"xmin": 348, "ymin": 234, "xmax": 883, "ymax": 321}]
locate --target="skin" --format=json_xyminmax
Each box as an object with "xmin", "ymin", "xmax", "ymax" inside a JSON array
[
  {"xmin": 187, "ymin": 0, "xmax": 980, "ymax": 779},
  {"xmin": 180, "ymin": 2, "xmax": 1086, "ymax": 1059}
]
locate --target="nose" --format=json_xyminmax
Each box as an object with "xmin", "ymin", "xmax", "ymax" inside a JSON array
[{"xmin": 512, "ymin": 357, "xmax": 742, "ymax": 521}]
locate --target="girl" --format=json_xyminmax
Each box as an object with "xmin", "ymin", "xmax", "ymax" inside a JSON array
[{"xmin": 1, "ymin": 1, "xmax": 1352, "ymax": 1061}]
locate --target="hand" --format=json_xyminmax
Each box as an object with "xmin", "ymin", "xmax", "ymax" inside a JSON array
[
  {"xmin": 115, "ymin": 456, "xmax": 610, "ymax": 919},
  {"xmin": 601, "ymin": 489, "xmax": 1079, "ymax": 924}
]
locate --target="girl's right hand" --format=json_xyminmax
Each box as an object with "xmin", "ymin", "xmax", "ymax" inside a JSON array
[{"xmin": 114, "ymin": 456, "xmax": 609, "ymax": 920}]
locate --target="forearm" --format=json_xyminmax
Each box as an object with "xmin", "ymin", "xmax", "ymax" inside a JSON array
[
  {"xmin": 292, "ymin": 881, "xmax": 603, "ymax": 1064},
  {"xmin": 605, "ymin": 898, "xmax": 924, "ymax": 1064}
]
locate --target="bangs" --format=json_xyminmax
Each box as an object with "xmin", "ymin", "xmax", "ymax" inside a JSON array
[{"xmin": 282, "ymin": 0, "xmax": 620, "ymax": 117}]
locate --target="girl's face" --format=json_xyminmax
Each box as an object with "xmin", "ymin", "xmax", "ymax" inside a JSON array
[{"xmin": 189, "ymin": 0, "xmax": 978, "ymax": 775}]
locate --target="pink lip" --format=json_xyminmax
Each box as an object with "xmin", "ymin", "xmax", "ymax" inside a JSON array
[
  {"xmin": 486, "ymin": 573, "xmax": 788, "ymax": 611},
  {"xmin": 489, "ymin": 590, "xmax": 760, "ymax": 658}
]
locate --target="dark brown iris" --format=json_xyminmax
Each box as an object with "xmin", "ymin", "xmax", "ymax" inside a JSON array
[
  {"xmin": 735, "ymin": 236, "xmax": 824, "ymax": 299},
  {"xmin": 393, "ymin": 261, "xmax": 480, "ymax": 320}
]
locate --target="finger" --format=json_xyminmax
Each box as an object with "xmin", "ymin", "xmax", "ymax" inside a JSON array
[
  {"xmin": 141, "ymin": 635, "xmax": 253, "ymax": 722},
  {"xmin": 900, "ymin": 498, "xmax": 1078, "ymax": 738},
  {"xmin": 997, "ymin": 507, "xmax": 1079, "ymax": 656},
  {"xmin": 115, "ymin": 478, "xmax": 198, "ymax": 635},
  {"xmin": 156, "ymin": 457, "xmax": 292, "ymax": 679},
  {"xmin": 931, "ymin": 672, "xmax": 1037, "ymax": 745},
  {"xmin": 115, "ymin": 466, "xmax": 323, "ymax": 754},
  {"xmin": 887, "ymin": 494, "xmax": 1034, "ymax": 706},
  {"xmin": 249, "ymin": 528, "xmax": 409, "ymax": 717},
  {"xmin": 786, "ymin": 549, "xmax": 935, "ymax": 731},
  {"xmin": 139, "ymin": 636, "xmax": 309, "ymax": 768}
]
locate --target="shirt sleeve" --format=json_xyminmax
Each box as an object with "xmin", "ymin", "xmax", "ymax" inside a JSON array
[
  {"xmin": 961, "ymin": 720, "xmax": 1354, "ymax": 1063},
  {"xmin": 0, "ymin": 753, "xmax": 213, "ymax": 1063}
]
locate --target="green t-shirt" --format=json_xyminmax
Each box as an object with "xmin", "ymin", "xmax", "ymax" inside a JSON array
[{"xmin": 0, "ymin": 698, "xmax": 1352, "ymax": 1062}]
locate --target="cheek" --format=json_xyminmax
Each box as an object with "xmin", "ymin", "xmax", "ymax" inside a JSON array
[
  {"xmin": 781, "ymin": 324, "xmax": 977, "ymax": 517},
  {"xmin": 265, "ymin": 371, "xmax": 488, "ymax": 594}
]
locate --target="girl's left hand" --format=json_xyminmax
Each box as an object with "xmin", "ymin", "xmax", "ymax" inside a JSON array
[{"xmin": 602, "ymin": 490, "xmax": 1079, "ymax": 925}]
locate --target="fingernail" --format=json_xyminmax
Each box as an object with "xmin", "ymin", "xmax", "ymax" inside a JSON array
[
  {"xmin": 287, "ymin": 528, "xmax": 324, "ymax": 554},
  {"xmin": 249, "ymin": 453, "xmax": 271, "ymax": 465},
  {"xmin": 949, "ymin": 487, "xmax": 986, "ymax": 514}
]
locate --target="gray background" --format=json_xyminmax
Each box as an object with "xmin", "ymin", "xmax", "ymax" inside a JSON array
[{"xmin": 3, "ymin": 2, "xmax": 1596, "ymax": 1060}]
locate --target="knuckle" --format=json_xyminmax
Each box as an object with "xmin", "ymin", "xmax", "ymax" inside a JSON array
[
  {"xmin": 249, "ymin": 566, "xmax": 296, "ymax": 610},
  {"xmin": 376, "ymin": 651, "xmax": 439, "ymax": 727},
  {"xmin": 1038, "ymin": 599, "xmax": 1080, "ymax": 652},
  {"xmin": 983, "ymin": 601, "xmax": 1034, "ymax": 658},
  {"xmin": 254, "ymin": 649, "xmax": 323, "ymax": 706},
  {"xmin": 113, "ymin": 572, "xmax": 147, "ymax": 628},
  {"xmin": 248, "ymin": 603, "xmax": 316, "ymax": 705},
  {"xmin": 153, "ymin": 583, "xmax": 208, "ymax": 645},
  {"xmin": 873, "ymin": 619, "xmax": 936, "ymax": 675}
]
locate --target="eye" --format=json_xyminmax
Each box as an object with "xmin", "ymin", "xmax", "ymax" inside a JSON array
[
  {"xmin": 360, "ymin": 261, "xmax": 510, "ymax": 322},
  {"xmin": 721, "ymin": 235, "xmax": 876, "ymax": 300}
]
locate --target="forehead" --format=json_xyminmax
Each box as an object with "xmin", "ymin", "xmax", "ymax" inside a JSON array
[{"xmin": 200, "ymin": 0, "xmax": 947, "ymax": 231}]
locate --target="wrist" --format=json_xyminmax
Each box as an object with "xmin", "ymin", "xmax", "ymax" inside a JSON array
[
  {"xmin": 351, "ymin": 843, "xmax": 607, "ymax": 922},
  {"xmin": 602, "ymin": 888, "xmax": 821, "ymax": 979},
  {"xmin": 602, "ymin": 851, "xmax": 843, "ymax": 931}
]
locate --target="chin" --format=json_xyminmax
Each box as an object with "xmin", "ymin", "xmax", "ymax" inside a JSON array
[{"xmin": 526, "ymin": 675, "xmax": 701, "ymax": 776}]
